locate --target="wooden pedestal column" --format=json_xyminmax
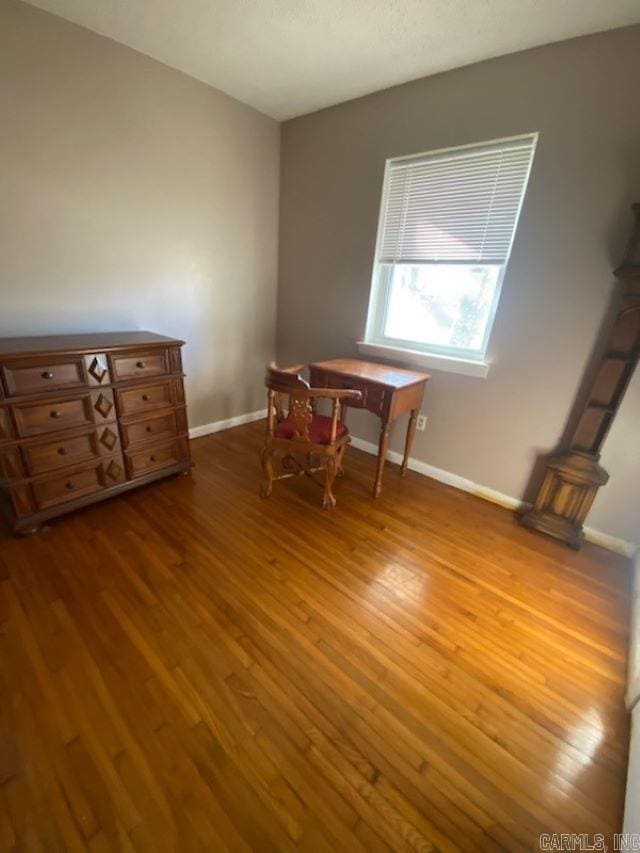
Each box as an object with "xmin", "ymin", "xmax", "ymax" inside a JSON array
[{"xmin": 522, "ymin": 203, "xmax": 640, "ymax": 548}]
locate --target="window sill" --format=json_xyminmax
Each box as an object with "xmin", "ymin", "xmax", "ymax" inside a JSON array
[{"xmin": 356, "ymin": 341, "xmax": 490, "ymax": 378}]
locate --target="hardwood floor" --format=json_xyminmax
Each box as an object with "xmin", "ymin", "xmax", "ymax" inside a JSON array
[{"xmin": 0, "ymin": 421, "xmax": 631, "ymax": 851}]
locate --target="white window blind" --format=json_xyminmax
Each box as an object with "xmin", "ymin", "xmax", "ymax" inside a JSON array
[{"xmin": 378, "ymin": 135, "xmax": 537, "ymax": 265}]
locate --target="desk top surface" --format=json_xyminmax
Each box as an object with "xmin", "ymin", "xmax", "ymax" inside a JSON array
[{"xmin": 310, "ymin": 358, "xmax": 430, "ymax": 389}]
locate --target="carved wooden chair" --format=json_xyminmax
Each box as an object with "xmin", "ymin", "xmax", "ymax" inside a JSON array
[{"xmin": 260, "ymin": 362, "xmax": 361, "ymax": 509}]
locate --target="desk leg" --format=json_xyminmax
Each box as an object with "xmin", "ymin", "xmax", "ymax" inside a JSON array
[
  {"xmin": 374, "ymin": 421, "xmax": 390, "ymax": 498},
  {"xmin": 401, "ymin": 409, "xmax": 418, "ymax": 476}
]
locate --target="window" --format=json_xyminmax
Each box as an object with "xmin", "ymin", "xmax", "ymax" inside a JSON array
[{"xmin": 361, "ymin": 134, "xmax": 537, "ymax": 376}]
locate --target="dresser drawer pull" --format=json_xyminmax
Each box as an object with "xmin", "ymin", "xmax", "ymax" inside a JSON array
[
  {"xmin": 50, "ymin": 410, "xmax": 62, "ymax": 419},
  {"xmin": 136, "ymin": 361, "xmax": 146, "ymax": 368},
  {"xmin": 42, "ymin": 371, "xmax": 54, "ymax": 380},
  {"xmin": 58, "ymin": 447, "xmax": 69, "ymax": 456},
  {"xmin": 65, "ymin": 481, "xmax": 75, "ymax": 491},
  {"xmin": 142, "ymin": 394, "xmax": 150, "ymax": 402}
]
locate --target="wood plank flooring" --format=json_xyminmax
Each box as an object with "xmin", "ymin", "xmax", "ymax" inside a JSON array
[{"xmin": 0, "ymin": 421, "xmax": 631, "ymax": 851}]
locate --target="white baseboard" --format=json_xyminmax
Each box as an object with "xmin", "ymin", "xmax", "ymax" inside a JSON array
[
  {"xmin": 189, "ymin": 408, "xmax": 267, "ymax": 439},
  {"xmin": 349, "ymin": 435, "xmax": 638, "ymax": 558},
  {"xmin": 582, "ymin": 526, "xmax": 637, "ymax": 558}
]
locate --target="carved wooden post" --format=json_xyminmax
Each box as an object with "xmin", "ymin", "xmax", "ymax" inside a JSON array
[{"xmin": 521, "ymin": 203, "xmax": 640, "ymax": 548}]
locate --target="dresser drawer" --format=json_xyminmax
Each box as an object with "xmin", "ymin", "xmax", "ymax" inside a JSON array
[
  {"xmin": 109, "ymin": 349, "xmax": 169, "ymax": 383},
  {"xmin": 32, "ymin": 456, "xmax": 125, "ymax": 510},
  {"xmin": 125, "ymin": 437, "xmax": 187, "ymax": 479},
  {"xmin": 0, "ymin": 446, "xmax": 26, "ymax": 481},
  {"xmin": 120, "ymin": 409, "xmax": 179, "ymax": 449},
  {"xmin": 11, "ymin": 390, "xmax": 115, "ymax": 438},
  {"xmin": 116, "ymin": 381, "xmax": 174, "ymax": 417},
  {"xmin": 22, "ymin": 424, "xmax": 121, "ymax": 476},
  {"xmin": 2, "ymin": 357, "xmax": 86, "ymax": 397},
  {"xmin": 0, "ymin": 406, "xmax": 15, "ymax": 444}
]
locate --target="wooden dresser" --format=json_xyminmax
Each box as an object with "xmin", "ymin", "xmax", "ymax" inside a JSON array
[{"xmin": 0, "ymin": 331, "xmax": 192, "ymax": 534}]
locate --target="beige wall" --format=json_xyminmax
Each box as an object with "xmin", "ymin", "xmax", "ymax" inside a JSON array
[
  {"xmin": 0, "ymin": 0, "xmax": 280, "ymax": 429},
  {"xmin": 278, "ymin": 26, "xmax": 640, "ymax": 547}
]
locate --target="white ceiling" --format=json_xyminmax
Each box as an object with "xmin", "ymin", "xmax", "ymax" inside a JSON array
[{"xmin": 25, "ymin": 0, "xmax": 640, "ymax": 120}]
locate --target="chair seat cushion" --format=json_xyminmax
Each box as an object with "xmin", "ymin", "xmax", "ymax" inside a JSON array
[{"xmin": 275, "ymin": 414, "xmax": 348, "ymax": 445}]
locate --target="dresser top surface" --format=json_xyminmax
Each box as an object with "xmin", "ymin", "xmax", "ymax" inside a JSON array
[{"xmin": 0, "ymin": 331, "xmax": 184, "ymax": 356}]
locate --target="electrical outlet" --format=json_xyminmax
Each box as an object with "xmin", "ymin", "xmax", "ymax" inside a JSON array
[{"xmin": 416, "ymin": 414, "xmax": 427, "ymax": 431}]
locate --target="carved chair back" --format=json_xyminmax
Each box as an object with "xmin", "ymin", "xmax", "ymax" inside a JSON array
[
  {"xmin": 264, "ymin": 362, "xmax": 315, "ymax": 442},
  {"xmin": 264, "ymin": 362, "xmax": 362, "ymax": 447}
]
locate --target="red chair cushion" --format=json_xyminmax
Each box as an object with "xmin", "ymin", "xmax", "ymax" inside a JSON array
[{"xmin": 275, "ymin": 414, "xmax": 348, "ymax": 445}]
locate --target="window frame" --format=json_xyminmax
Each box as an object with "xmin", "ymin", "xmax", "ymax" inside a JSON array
[{"xmin": 361, "ymin": 133, "xmax": 538, "ymax": 377}]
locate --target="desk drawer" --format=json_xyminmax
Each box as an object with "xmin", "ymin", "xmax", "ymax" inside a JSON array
[
  {"xmin": 116, "ymin": 381, "xmax": 174, "ymax": 417},
  {"xmin": 2, "ymin": 357, "xmax": 86, "ymax": 398},
  {"xmin": 125, "ymin": 437, "xmax": 187, "ymax": 479},
  {"xmin": 366, "ymin": 384, "xmax": 388, "ymax": 416},
  {"xmin": 109, "ymin": 349, "xmax": 169, "ymax": 383},
  {"xmin": 32, "ymin": 456, "xmax": 125, "ymax": 510},
  {"xmin": 11, "ymin": 390, "xmax": 115, "ymax": 438},
  {"xmin": 327, "ymin": 375, "xmax": 369, "ymax": 408}
]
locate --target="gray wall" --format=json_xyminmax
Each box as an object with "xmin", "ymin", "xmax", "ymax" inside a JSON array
[
  {"xmin": 1, "ymin": 0, "xmax": 280, "ymax": 429},
  {"xmin": 278, "ymin": 26, "xmax": 640, "ymax": 546}
]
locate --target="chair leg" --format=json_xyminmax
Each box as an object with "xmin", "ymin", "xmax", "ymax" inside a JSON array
[
  {"xmin": 321, "ymin": 457, "xmax": 337, "ymax": 510},
  {"xmin": 336, "ymin": 443, "xmax": 346, "ymax": 478},
  {"xmin": 260, "ymin": 446, "xmax": 274, "ymax": 498}
]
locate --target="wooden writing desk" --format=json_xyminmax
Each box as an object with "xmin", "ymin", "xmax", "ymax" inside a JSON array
[{"xmin": 309, "ymin": 358, "xmax": 430, "ymax": 497}]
